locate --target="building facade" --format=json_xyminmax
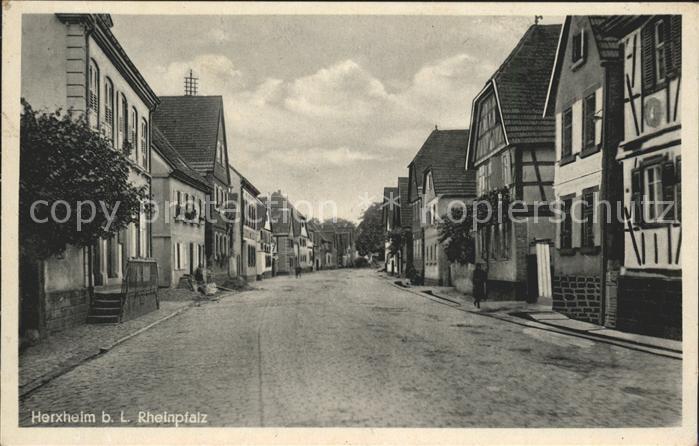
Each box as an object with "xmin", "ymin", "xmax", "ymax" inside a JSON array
[
  {"xmin": 258, "ymin": 200, "xmax": 275, "ymax": 278},
  {"xmin": 466, "ymin": 24, "xmax": 561, "ymax": 301},
  {"xmin": 153, "ymin": 96, "xmax": 232, "ymax": 282},
  {"xmin": 382, "ymin": 186, "xmax": 400, "ymax": 275},
  {"xmin": 603, "ymin": 15, "xmax": 682, "ymax": 339},
  {"xmin": 151, "ymin": 127, "xmax": 209, "ymax": 288},
  {"xmin": 269, "ymin": 191, "xmax": 296, "ymax": 275},
  {"xmin": 417, "ymin": 130, "xmax": 475, "ymax": 286},
  {"xmin": 20, "ymin": 13, "xmax": 159, "ymax": 333},
  {"xmin": 545, "ymin": 16, "xmax": 625, "ymax": 325},
  {"xmin": 241, "ymin": 177, "xmax": 262, "ymax": 282}
]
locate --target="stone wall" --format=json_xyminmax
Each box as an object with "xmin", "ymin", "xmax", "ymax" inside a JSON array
[
  {"xmin": 617, "ymin": 275, "xmax": 682, "ymax": 340},
  {"xmin": 44, "ymin": 288, "xmax": 90, "ymax": 333},
  {"xmin": 552, "ymin": 275, "xmax": 601, "ymax": 324}
]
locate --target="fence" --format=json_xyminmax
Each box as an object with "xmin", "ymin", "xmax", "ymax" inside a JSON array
[{"xmin": 120, "ymin": 258, "xmax": 159, "ymax": 322}]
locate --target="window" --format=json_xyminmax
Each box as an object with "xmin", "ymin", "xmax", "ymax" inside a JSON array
[
  {"xmin": 560, "ymin": 197, "xmax": 573, "ymax": 249},
  {"xmin": 287, "ymin": 238, "xmax": 293, "ymax": 249},
  {"xmin": 571, "ymin": 29, "xmax": 585, "ymax": 64},
  {"xmin": 581, "ymin": 189, "xmax": 595, "ymax": 248},
  {"xmin": 88, "ymin": 59, "xmax": 100, "ymax": 117},
  {"xmin": 130, "ymin": 107, "xmax": 138, "ymax": 161},
  {"xmin": 475, "ymin": 92, "xmax": 505, "ymax": 159},
  {"xmin": 643, "ymin": 165, "xmax": 663, "ymax": 222},
  {"xmin": 104, "ymin": 78, "xmax": 114, "ymax": 143},
  {"xmin": 582, "ymin": 94, "xmax": 596, "ymax": 149},
  {"xmin": 655, "ymin": 20, "xmax": 667, "ymax": 83},
  {"xmin": 140, "ymin": 119, "xmax": 148, "ymax": 169},
  {"xmin": 120, "ymin": 94, "xmax": 128, "ymax": 151},
  {"xmin": 562, "ymin": 108, "xmax": 573, "ymax": 158}
]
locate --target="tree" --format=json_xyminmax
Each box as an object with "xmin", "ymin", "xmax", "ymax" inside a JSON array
[
  {"xmin": 20, "ymin": 100, "xmax": 148, "ymax": 261},
  {"xmin": 437, "ymin": 204, "xmax": 476, "ymax": 265},
  {"xmin": 355, "ymin": 201, "xmax": 384, "ymax": 257}
]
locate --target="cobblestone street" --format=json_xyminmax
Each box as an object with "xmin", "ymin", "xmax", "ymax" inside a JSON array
[{"xmin": 19, "ymin": 269, "xmax": 682, "ymax": 428}]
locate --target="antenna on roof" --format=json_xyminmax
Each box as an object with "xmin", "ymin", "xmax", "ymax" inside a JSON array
[
  {"xmin": 184, "ymin": 69, "xmax": 199, "ymax": 96},
  {"xmin": 534, "ymin": 15, "xmax": 543, "ymax": 25}
]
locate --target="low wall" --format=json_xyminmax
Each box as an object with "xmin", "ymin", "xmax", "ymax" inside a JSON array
[
  {"xmin": 553, "ymin": 275, "xmax": 602, "ymax": 324},
  {"xmin": 45, "ymin": 288, "xmax": 90, "ymax": 333},
  {"xmin": 617, "ymin": 274, "xmax": 682, "ymax": 340}
]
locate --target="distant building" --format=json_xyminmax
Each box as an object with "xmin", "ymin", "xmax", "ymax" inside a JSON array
[
  {"xmin": 257, "ymin": 199, "xmax": 275, "ymax": 278},
  {"xmin": 382, "ymin": 186, "xmax": 400, "ymax": 275},
  {"xmin": 465, "ymin": 24, "xmax": 561, "ymax": 301},
  {"xmin": 227, "ymin": 165, "xmax": 243, "ymax": 278},
  {"xmin": 241, "ymin": 176, "xmax": 261, "ymax": 282},
  {"xmin": 396, "ymin": 177, "xmax": 412, "ymax": 277},
  {"xmin": 269, "ymin": 191, "xmax": 297, "ymax": 275}
]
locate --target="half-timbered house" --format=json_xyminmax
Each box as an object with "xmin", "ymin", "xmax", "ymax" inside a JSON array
[
  {"xmin": 603, "ymin": 15, "xmax": 682, "ymax": 339},
  {"xmin": 466, "ymin": 24, "xmax": 561, "ymax": 301}
]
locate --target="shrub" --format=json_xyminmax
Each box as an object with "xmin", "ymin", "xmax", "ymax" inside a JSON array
[{"xmin": 353, "ymin": 257, "xmax": 369, "ymax": 268}]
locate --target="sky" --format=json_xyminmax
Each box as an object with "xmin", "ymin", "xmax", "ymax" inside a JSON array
[{"xmin": 112, "ymin": 15, "xmax": 563, "ymax": 222}]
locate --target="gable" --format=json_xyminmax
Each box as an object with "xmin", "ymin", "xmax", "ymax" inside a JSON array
[
  {"xmin": 554, "ymin": 17, "xmax": 604, "ymax": 114},
  {"xmin": 472, "ymin": 90, "xmax": 507, "ymax": 163}
]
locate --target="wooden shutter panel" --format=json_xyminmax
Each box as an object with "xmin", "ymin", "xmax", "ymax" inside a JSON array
[
  {"xmin": 641, "ymin": 21, "xmax": 656, "ymax": 93},
  {"xmin": 670, "ymin": 15, "xmax": 682, "ymax": 76},
  {"xmin": 662, "ymin": 159, "xmax": 676, "ymax": 220},
  {"xmin": 631, "ymin": 168, "xmax": 643, "ymax": 224}
]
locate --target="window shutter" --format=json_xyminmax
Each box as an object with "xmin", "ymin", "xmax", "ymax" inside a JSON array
[
  {"xmin": 676, "ymin": 157, "xmax": 682, "ymax": 221},
  {"xmin": 662, "ymin": 159, "xmax": 676, "ymax": 219},
  {"xmin": 669, "ymin": 15, "xmax": 682, "ymax": 76},
  {"xmin": 641, "ymin": 21, "xmax": 656, "ymax": 93},
  {"xmin": 631, "ymin": 168, "xmax": 643, "ymax": 224}
]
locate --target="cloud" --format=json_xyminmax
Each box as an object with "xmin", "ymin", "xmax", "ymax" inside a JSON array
[{"xmin": 149, "ymin": 53, "xmax": 492, "ymax": 219}]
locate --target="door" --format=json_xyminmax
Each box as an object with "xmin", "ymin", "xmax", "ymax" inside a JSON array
[
  {"xmin": 535, "ymin": 241, "xmax": 552, "ymax": 299},
  {"xmin": 189, "ymin": 243, "xmax": 194, "ymax": 275}
]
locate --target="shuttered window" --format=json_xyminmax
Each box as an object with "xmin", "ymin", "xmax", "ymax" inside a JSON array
[
  {"xmin": 642, "ymin": 16, "xmax": 682, "ymax": 94},
  {"xmin": 581, "ymin": 189, "xmax": 595, "ymax": 248},
  {"xmin": 560, "ymin": 198, "xmax": 573, "ymax": 249},
  {"xmin": 582, "ymin": 94, "xmax": 596, "ymax": 149}
]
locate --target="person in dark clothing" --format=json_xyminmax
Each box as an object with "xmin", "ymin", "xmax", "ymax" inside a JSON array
[
  {"xmin": 295, "ymin": 265, "xmax": 302, "ymax": 278},
  {"xmin": 473, "ymin": 263, "xmax": 488, "ymax": 308}
]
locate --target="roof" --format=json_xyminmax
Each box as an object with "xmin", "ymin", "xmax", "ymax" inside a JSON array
[
  {"xmin": 408, "ymin": 129, "xmax": 474, "ymax": 198},
  {"xmin": 397, "ymin": 177, "xmax": 411, "ymax": 227},
  {"xmin": 152, "ymin": 96, "xmax": 224, "ymax": 174},
  {"xmin": 241, "ymin": 175, "xmax": 261, "ymax": 196},
  {"xmin": 151, "ymin": 125, "xmax": 209, "ymax": 192},
  {"xmin": 491, "ymin": 24, "xmax": 560, "ymax": 146},
  {"xmin": 588, "ymin": 16, "xmax": 623, "ymax": 60},
  {"xmin": 268, "ymin": 191, "xmax": 292, "ymax": 235},
  {"xmin": 466, "ymin": 25, "xmax": 560, "ymax": 165},
  {"xmin": 543, "ymin": 17, "xmax": 622, "ymax": 116}
]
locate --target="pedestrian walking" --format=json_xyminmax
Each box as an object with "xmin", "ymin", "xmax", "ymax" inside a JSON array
[
  {"xmin": 295, "ymin": 265, "xmax": 302, "ymax": 278},
  {"xmin": 473, "ymin": 262, "xmax": 488, "ymax": 309}
]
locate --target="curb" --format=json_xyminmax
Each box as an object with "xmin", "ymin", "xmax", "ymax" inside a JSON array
[
  {"xmin": 382, "ymin": 275, "xmax": 682, "ymax": 360},
  {"xmin": 19, "ymin": 300, "xmax": 198, "ymax": 399}
]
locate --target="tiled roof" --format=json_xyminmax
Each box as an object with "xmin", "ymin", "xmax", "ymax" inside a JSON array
[
  {"xmin": 151, "ymin": 125, "xmax": 209, "ymax": 192},
  {"xmin": 152, "ymin": 96, "xmax": 223, "ymax": 174},
  {"xmin": 410, "ymin": 129, "xmax": 474, "ymax": 197},
  {"xmin": 588, "ymin": 16, "xmax": 623, "ymax": 60},
  {"xmin": 397, "ymin": 177, "xmax": 411, "ymax": 228},
  {"xmin": 491, "ymin": 24, "xmax": 561, "ymax": 145}
]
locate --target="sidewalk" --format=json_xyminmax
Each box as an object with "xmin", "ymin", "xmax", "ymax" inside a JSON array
[
  {"xmin": 379, "ymin": 272, "xmax": 682, "ymax": 359},
  {"xmin": 19, "ymin": 288, "xmax": 226, "ymax": 397}
]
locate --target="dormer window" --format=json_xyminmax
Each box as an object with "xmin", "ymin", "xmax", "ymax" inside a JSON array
[{"xmin": 571, "ymin": 29, "xmax": 586, "ymax": 65}]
